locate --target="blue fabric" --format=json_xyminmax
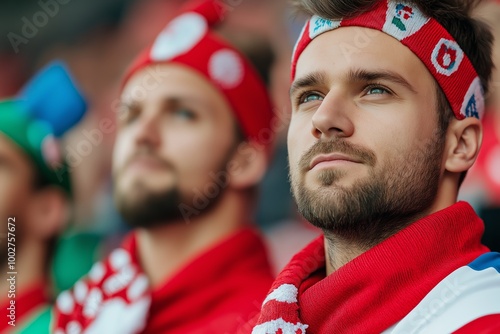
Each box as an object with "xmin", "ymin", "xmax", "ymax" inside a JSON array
[
  {"xmin": 468, "ymin": 252, "xmax": 500, "ymax": 273},
  {"xmin": 18, "ymin": 61, "xmax": 87, "ymax": 137}
]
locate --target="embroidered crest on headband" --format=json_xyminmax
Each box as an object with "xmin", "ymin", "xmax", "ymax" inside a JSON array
[{"xmin": 291, "ymin": 0, "xmax": 484, "ymax": 120}]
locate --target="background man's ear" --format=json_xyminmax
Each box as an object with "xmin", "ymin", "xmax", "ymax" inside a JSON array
[
  {"xmin": 25, "ymin": 187, "xmax": 70, "ymax": 240},
  {"xmin": 444, "ymin": 117, "xmax": 483, "ymax": 174},
  {"xmin": 226, "ymin": 141, "xmax": 268, "ymax": 190}
]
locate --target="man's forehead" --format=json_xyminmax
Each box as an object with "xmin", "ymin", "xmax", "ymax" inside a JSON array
[
  {"xmin": 293, "ymin": 27, "xmax": 428, "ymax": 88},
  {"xmin": 0, "ymin": 134, "xmax": 16, "ymax": 155},
  {"xmin": 120, "ymin": 64, "xmax": 224, "ymax": 108},
  {"xmin": 297, "ymin": 27, "xmax": 410, "ymax": 68},
  {"xmin": 120, "ymin": 92, "xmax": 215, "ymax": 112},
  {"xmin": 0, "ymin": 134, "xmax": 29, "ymax": 168}
]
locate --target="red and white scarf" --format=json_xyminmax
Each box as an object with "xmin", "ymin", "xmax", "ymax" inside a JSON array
[
  {"xmin": 53, "ymin": 227, "xmax": 274, "ymax": 334},
  {"xmin": 251, "ymin": 202, "xmax": 493, "ymax": 333}
]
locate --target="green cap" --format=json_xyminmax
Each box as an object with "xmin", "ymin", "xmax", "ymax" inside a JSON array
[
  {"xmin": 0, "ymin": 99, "xmax": 72, "ymax": 194},
  {"xmin": 0, "ymin": 61, "xmax": 87, "ymax": 195}
]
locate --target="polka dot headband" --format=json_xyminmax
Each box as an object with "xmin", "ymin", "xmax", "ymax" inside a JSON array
[
  {"xmin": 291, "ymin": 0, "xmax": 485, "ymax": 120},
  {"xmin": 123, "ymin": 0, "xmax": 274, "ymax": 143}
]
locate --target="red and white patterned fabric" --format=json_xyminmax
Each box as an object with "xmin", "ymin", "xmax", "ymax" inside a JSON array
[
  {"xmin": 123, "ymin": 0, "xmax": 274, "ymax": 145},
  {"xmin": 250, "ymin": 202, "xmax": 500, "ymax": 333},
  {"xmin": 53, "ymin": 227, "xmax": 274, "ymax": 334},
  {"xmin": 291, "ymin": 0, "xmax": 484, "ymax": 120}
]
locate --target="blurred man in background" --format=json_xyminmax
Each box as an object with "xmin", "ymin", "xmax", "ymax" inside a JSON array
[
  {"xmin": 253, "ymin": 0, "xmax": 500, "ymax": 332},
  {"xmin": 0, "ymin": 62, "xmax": 86, "ymax": 333},
  {"xmin": 53, "ymin": 1, "xmax": 275, "ymax": 333}
]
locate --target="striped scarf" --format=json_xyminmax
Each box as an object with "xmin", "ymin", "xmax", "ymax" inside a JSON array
[{"xmin": 252, "ymin": 202, "xmax": 500, "ymax": 333}]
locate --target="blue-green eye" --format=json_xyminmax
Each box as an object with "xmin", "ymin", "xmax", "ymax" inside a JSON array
[
  {"xmin": 300, "ymin": 93, "xmax": 324, "ymax": 104},
  {"xmin": 174, "ymin": 109, "xmax": 196, "ymax": 120},
  {"xmin": 366, "ymin": 86, "xmax": 389, "ymax": 95}
]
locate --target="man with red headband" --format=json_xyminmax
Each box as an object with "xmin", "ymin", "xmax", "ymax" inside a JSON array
[
  {"xmin": 52, "ymin": 1, "xmax": 275, "ymax": 333},
  {"xmin": 252, "ymin": 0, "xmax": 500, "ymax": 333}
]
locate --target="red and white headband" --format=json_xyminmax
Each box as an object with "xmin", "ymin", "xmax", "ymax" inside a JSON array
[
  {"xmin": 291, "ymin": 0, "xmax": 484, "ymax": 120},
  {"xmin": 123, "ymin": 0, "xmax": 273, "ymax": 144}
]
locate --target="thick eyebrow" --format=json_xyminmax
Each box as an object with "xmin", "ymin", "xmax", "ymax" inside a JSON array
[
  {"xmin": 120, "ymin": 95, "xmax": 215, "ymax": 114},
  {"xmin": 162, "ymin": 96, "xmax": 217, "ymax": 116},
  {"xmin": 289, "ymin": 68, "xmax": 417, "ymax": 97},
  {"xmin": 290, "ymin": 71, "xmax": 327, "ymax": 98},
  {"xmin": 346, "ymin": 69, "xmax": 417, "ymax": 93}
]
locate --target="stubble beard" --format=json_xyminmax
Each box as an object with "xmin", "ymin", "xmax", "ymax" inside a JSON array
[{"xmin": 290, "ymin": 135, "xmax": 444, "ymax": 248}]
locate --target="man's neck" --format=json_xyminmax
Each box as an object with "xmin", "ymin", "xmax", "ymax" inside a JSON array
[
  {"xmin": 323, "ymin": 195, "xmax": 458, "ymax": 275},
  {"xmin": 136, "ymin": 192, "xmax": 247, "ymax": 287},
  {"xmin": 324, "ymin": 236, "xmax": 367, "ymax": 275},
  {"xmin": 323, "ymin": 212, "xmax": 429, "ymax": 275}
]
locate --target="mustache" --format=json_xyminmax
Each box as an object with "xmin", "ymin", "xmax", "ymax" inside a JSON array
[
  {"xmin": 299, "ymin": 139, "xmax": 377, "ymax": 171},
  {"xmin": 120, "ymin": 148, "xmax": 176, "ymax": 174}
]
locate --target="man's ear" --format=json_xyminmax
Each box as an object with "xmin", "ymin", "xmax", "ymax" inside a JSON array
[
  {"xmin": 444, "ymin": 117, "xmax": 482, "ymax": 174},
  {"xmin": 226, "ymin": 141, "xmax": 268, "ymax": 190},
  {"xmin": 26, "ymin": 187, "xmax": 70, "ymax": 240}
]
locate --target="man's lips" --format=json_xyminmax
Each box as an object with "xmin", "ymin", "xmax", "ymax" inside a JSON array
[
  {"xmin": 126, "ymin": 157, "xmax": 169, "ymax": 172},
  {"xmin": 309, "ymin": 153, "xmax": 362, "ymax": 170}
]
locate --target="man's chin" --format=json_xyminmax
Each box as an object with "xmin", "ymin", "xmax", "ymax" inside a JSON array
[
  {"xmin": 114, "ymin": 186, "xmax": 186, "ymax": 228},
  {"xmin": 298, "ymin": 181, "xmax": 350, "ymax": 198},
  {"xmin": 117, "ymin": 179, "xmax": 176, "ymax": 197}
]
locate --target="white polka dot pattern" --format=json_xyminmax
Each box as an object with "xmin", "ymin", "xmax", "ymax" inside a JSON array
[
  {"xmin": 109, "ymin": 249, "xmax": 131, "ymax": 271},
  {"xmin": 151, "ymin": 13, "xmax": 207, "ymax": 61},
  {"xmin": 209, "ymin": 49, "xmax": 244, "ymax": 89},
  {"xmin": 56, "ymin": 291, "xmax": 75, "ymax": 315}
]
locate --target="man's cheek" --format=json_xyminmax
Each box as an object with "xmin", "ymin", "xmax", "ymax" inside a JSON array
[
  {"xmin": 113, "ymin": 136, "xmax": 132, "ymax": 170},
  {"xmin": 288, "ymin": 141, "xmax": 303, "ymax": 163}
]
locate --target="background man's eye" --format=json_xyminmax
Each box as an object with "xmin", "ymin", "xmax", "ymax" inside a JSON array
[
  {"xmin": 119, "ymin": 107, "xmax": 139, "ymax": 125},
  {"xmin": 174, "ymin": 108, "xmax": 196, "ymax": 120}
]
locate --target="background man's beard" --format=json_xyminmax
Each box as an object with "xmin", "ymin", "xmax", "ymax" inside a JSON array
[
  {"xmin": 290, "ymin": 134, "xmax": 444, "ymax": 248},
  {"xmin": 114, "ymin": 183, "xmax": 187, "ymax": 228},
  {"xmin": 113, "ymin": 150, "xmax": 233, "ymax": 228},
  {"xmin": 113, "ymin": 172, "xmax": 230, "ymax": 228}
]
